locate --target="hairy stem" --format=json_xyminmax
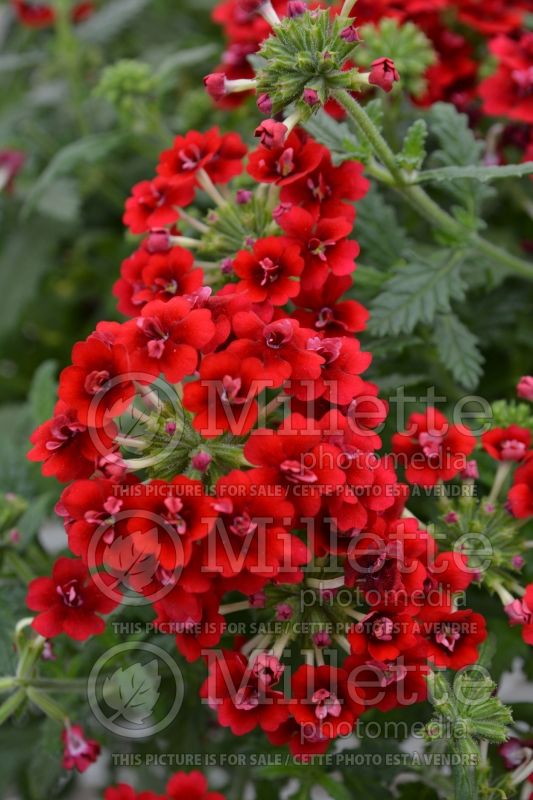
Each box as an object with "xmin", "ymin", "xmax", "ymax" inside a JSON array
[{"xmin": 333, "ymin": 89, "xmax": 533, "ymax": 281}]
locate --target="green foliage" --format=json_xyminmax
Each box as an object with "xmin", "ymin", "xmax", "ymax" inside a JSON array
[
  {"xmin": 417, "ymin": 161, "xmax": 533, "ymax": 183},
  {"xmin": 397, "ymin": 119, "xmax": 428, "ymax": 170},
  {"xmin": 432, "ymin": 312, "xmax": 484, "ymax": 390},
  {"xmin": 369, "ymin": 251, "xmax": 466, "ymax": 336}
]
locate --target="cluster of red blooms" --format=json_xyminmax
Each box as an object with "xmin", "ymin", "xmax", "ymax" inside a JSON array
[
  {"xmin": 25, "ymin": 116, "xmax": 504, "ymax": 769},
  {"xmin": 104, "ymin": 772, "xmax": 225, "ymax": 800},
  {"xmin": 10, "ymin": 0, "xmax": 94, "ymax": 27},
  {"xmin": 211, "ymin": 0, "xmax": 532, "ymax": 155}
]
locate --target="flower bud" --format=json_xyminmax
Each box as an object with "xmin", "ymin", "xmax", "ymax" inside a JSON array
[
  {"xmin": 146, "ymin": 228, "xmax": 171, "ymax": 253},
  {"xmin": 340, "ymin": 24, "xmax": 360, "ymax": 43},
  {"xmin": 369, "ymin": 57, "xmax": 400, "ymax": 93},
  {"xmin": 257, "ymin": 93, "xmax": 273, "ymax": 115},
  {"xmin": 191, "ymin": 451, "xmax": 212, "ymax": 472},
  {"xmin": 288, "ymin": 0, "xmax": 306, "ymax": 17},
  {"xmin": 517, "ymin": 375, "xmax": 533, "ymax": 402},
  {"xmin": 203, "ymin": 72, "xmax": 227, "ymax": 101},
  {"xmin": 255, "ymin": 119, "xmax": 288, "ymax": 149},
  {"xmin": 303, "ymin": 88, "xmax": 320, "ymax": 106},
  {"xmin": 236, "ymin": 189, "xmax": 253, "ymax": 204}
]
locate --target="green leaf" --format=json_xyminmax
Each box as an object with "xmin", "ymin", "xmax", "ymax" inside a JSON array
[
  {"xmin": 356, "ymin": 186, "xmax": 410, "ymax": 269},
  {"xmin": 0, "ymin": 217, "xmax": 59, "ymax": 336},
  {"xmin": 369, "ymin": 251, "xmax": 466, "ymax": 335},
  {"xmin": 417, "ymin": 161, "xmax": 533, "ymax": 183},
  {"xmin": 76, "ymin": 0, "xmax": 151, "ymax": 43},
  {"xmin": 426, "ymin": 103, "xmax": 491, "ymax": 210},
  {"xmin": 29, "ymin": 360, "xmax": 58, "ymax": 426},
  {"xmin": 304, "ymin": 110, "xmax": 361, "ymax": 163},
  {"xmin": 397, "ymin": 119, "xmax": 428, "ymax": 170},
  {"xmin": 35, "ymin": 177, "xmax": 81, "ymax": 223},
  {"xmin": 317, "ymin": 774, "xmax": 352, "ymax": 800},
  {"xmin": 155, "ymin": 45, "xmax": 219, "ymax": 90},
  {"xmin": 22, "ymin": 132, "xmax": 123, "ymax": 217},
  {"xmin": 432, "ymin": 313, "xmax": 484, "ymax": 390}
]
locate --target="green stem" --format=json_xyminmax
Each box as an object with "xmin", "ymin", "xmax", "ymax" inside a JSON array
[
  {"xmin": 0, "ymin": 689, "xmax": 26, "ymax": 725},
  {"xmin": 26, "ymin": 688, "xmax": 68, "ymax": 724},
  {"xmin": 333, "ymin": 89, "xmax": 533, "ymax": 281}
]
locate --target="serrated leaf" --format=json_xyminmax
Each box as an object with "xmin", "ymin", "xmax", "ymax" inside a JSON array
[
  {"xmin": 103, "ymin": 660, "xmax": 161, "ymax": 723},
  {"xmin": 432, "ymin": 313, "xmax": 484, "ymax": 390},
  {"xmin": 29, "ymin": 360, "xmax": 58, "ymax": 426},
  {"xmin": 76, "ymin": 0, "xmax": 150, "ymax": 44},
  {"xmin": 356, "ymin": 186, "xmax": 410, "ymax": 269},
  {"xmin": 369, "ymin": 251, "xmax": 466, "ymax": 335},
  {"xmin": 417, "ymin": 161, "xmax": 533, "ymax": 183},
  {"xmin": 304, "ymin": 110, "xmax": 361, "ymax": 163},
  {"xmin": 397, "ymin": 119, "xmax": 427, "ymax": 170},
  {"xmin": 22, "ymin": 132, "xmax": 123, "ymax": 217}
]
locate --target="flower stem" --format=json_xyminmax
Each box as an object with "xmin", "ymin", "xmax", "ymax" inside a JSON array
[
  {"xmin": 487, "ymin": 461, "xmax": 513, "ymax": 506},
  {"xmin": 332, "ymin": 89, "xmax": 533, "ymax": 281}
]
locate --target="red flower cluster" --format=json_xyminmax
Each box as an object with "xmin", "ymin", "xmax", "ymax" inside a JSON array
[
  {"xmin": 26, "ymin": 116, "xmax": 492, "ymax": 764},
  {"xmin": 11, "ymin": 0, "xmax": 93, "ymax": 28},
  {"xmin": 104, "ymin": 771, "xmax": 225, "ymax": 800}
]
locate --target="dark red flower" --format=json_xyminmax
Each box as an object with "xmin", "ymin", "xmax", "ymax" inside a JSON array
[
  {"xmin": 123, "ymin": 178, "xmax": 193, "ymax": 234},
  {"xmin": 348, "ymin": 610, "xmax": 421, "ymax": 661},
  {"xmin": 481, "ymin": 425, "xmax": 531, "ymax": 462},
  {"xmin": 290, "ymin": 665, "xmax": 364, "ymax": 740},
  {"xmin": 117, "ymin": 297, "xmax": 215, "ymax": 384},
  {"xmin": 183, "ymin": 351, "xmax": 269, "ymax": 437},
  {"xmin": 228, "ymin": 311, "xmax": 323, "ymax": 387},
  {"xmin": 158, "ymin": 127, "xmax": 246, "ymax": 185},
  {"xmin": 201, "ymin": 651, "xmax": 289, "ymax": 735},
  {"xmin": 247, "ymin": 130, "xmax": 323, "ymax": 186},
  {"xmin": 416, "ymin": 608, "xmax": 487, "ymax": 669},
  {"xmin": 392, "ymin": 408, "xmax": 476, "ymax": 487},
  {"xmin": 166, "ymin": 771, "xmax": 226, "ymax": 800},
  {"xmin": 58, "ymin": 333, "xmax": 134, "ymax": 426},
  {"xmin": 105, "ymin": 785, "xmax": 164, "ymax": 800},
  {"xmin": 26, "ymin": 557, "xmax": 119, "ymax": 640},
  {"xmin": 293, "ymin": 273, "xmax": 368, "ymax": 335},
  {"xmin": 61, "ymin": 724, "xmax": 100, "ymax": 773},
  {"xmin": 279, "ymin": 207, "xmax": 359, "ymax": 289},
  {"xmin": 27, "ymin": 401, "xmax": 116, "ymax": 482},
  {"xmin": 114, "ymin": 245, "xmax": 203, "ymax": 317},
  {"xmin": 344, "ymin": 653, "xmax": 428, "ymax": 712},
  {"xmin": 508, "ymin": 456, "xmax": 533, "ymax": 518},
  {"xmin": 232, "ymin": 236, "xmax": 304, "ymax": 305},
  {"xmin": 280, "ymin": 151, "xmax": 369, "ymax": 220}
]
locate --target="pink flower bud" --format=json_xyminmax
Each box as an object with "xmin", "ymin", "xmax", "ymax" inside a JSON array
[
  {"xmin": 249, "ymin": 591, "xmax": 266, "ymax": 608},
  {"xmin": 191, "ymin": 451, "xmax": 212, "ymax": 472},
  {"xmin": 0, "ymin": 150, "xmax": 25, "ymax": 193},
  {"xmin": 512, "ymin": 555, "xmax": 525, "ymax": 570},
  {"xmin": 146, "ymin": 228, "xmax": 171, "ymax": 253},
  {"xmin": 203, "ymin": 72, "xmax": 227, "ymax": 101},
  {"xmin": 444, "ymin": 511, "xmax": 459, "ymax": 525},
  {"xmin": 517, "ymin": 375, "xmax": 533, "ymax": 401},
  {"xmin": 313, "ymin": 630, "xmax": 331, "ymax": 648},
  {"xmin": 275, "ymin": 603, "xmax": 293, "ymax": 621},
  {"xmin": 8, "ymin": 528, "xmax": 21, "ymax": 544},
  {"xmin": 504, "ymin": 598, "xmax": 530, "ymax": 625},
  {"xmin": 236, "ymin": 189, "xmax": 253, "ymax": 204},
  {"xmin": 369, "ymin": 57, "xmax": 400, "ymax": 93},
  {"xmin": 165, "ymin": 421, "xmax": 177, "ymax": 435},
  {"xmin": 303, "ymin": 88, "xmax": 320, "ymax": 106},
  {"xmin": 340, "ymin": 24, "xmax": 360, "ymax": 42},
  {"xmin": 257, "ymin": 93, "xmax": 273, "ymax": 115},
  {"xmin": 255, "ymin": 120, "xmax": 288, "ymax": 149},
  {"xmin": 460, "ymin": 459, "xmax": 479, "ymax": 479},
  {"xmin": 288, "ymin": 0, "xmax": 306, "ymax": 16},
  {"xmin": 220, "ymin": 257, "xmax": 234, "ymax": 274}
]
